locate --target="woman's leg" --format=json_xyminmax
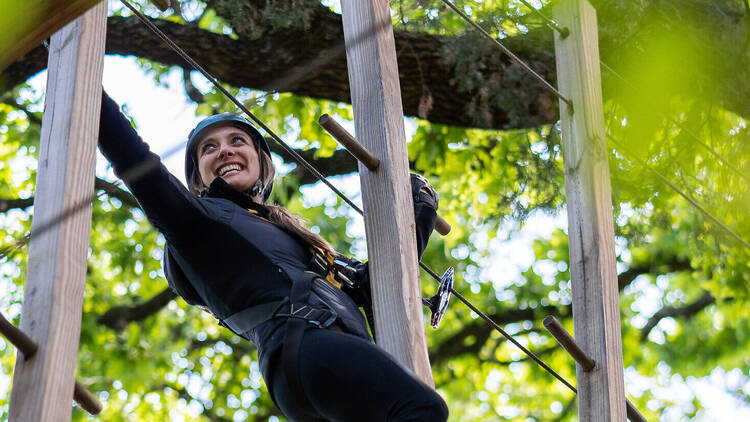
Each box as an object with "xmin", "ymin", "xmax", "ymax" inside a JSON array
[{"xmin": 270, "ymin": 328, "xmax": 448, "ymax": 422}]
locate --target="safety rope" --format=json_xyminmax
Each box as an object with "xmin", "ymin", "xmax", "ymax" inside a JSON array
[{"xmin": 117, "ymin": 0, "xmax": 580, "ymax": 391}]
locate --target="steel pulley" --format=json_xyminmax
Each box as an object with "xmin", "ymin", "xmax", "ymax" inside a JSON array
[{"xmin": 423, "ymin": 266, "xmax": 454, "ymax": 329}]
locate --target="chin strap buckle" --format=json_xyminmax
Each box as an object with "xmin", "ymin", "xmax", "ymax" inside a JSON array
[{"xmin": 422, "ymin": 266, "xmax": 454, "ymax": 329}]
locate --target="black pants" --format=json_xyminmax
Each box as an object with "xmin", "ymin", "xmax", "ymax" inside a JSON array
[{"xmin": 269, "ymin": 328, "xmax": 449, "ymax": 422}]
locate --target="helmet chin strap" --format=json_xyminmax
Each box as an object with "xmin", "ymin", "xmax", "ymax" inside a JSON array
[
  {"xmin": 249, "ymin": 179, "xmax": 265, "ymax": 199},
  {"xmin": 249, "ymin": 140, "xmax": 267, "ymax": 201}
]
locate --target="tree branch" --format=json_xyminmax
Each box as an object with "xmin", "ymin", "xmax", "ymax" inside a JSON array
[
  {"xmin": 0, "ymin": 196, "xmax": 34, "ymax": 212},
  {"xmin": 0, "ymin": 177, "xmax": 138, "ymax": 213},
  {"xmin": 94, "ymin": 177, "xmax": 140, "ymax": 208},
  {"xmin": 182, "ymin": 67, "xmax": 204, "ymax": 103},
  {"xmin": 98, "ymin": 287, "xmax": 177, "ymax": 332},
  {"xmin": 617, "ymin": 256, "xmax": 692, "ymax": 290},
  {"xmin": 640, "ymin": 290, "xmax": 716, "ymax": 341},
  {"xmin": 430, "ymin": 305, "xmax": 572, "ymax": 366},
  {"xmin": 0, "ymin": 97, "xmax": 42, "ymax": 125},
  {"xmin": 1, "ymin": 14, "xmax": 555, "ymax": 130}
]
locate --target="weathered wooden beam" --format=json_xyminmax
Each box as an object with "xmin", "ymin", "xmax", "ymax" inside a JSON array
[
  {"xmin": 0, "ymin": 0, "xmax": 103, "ymax": 72},
  {"xmin": 340, "ymin": 0, "xmax": 433, "ymax": 386},
  {"xmin": 553, "ymin": 0, "xmax": 626, "ymax": 420},
  {"xmin": 9, "ymin": 3, "xmax": 106, "ymax": 421}
]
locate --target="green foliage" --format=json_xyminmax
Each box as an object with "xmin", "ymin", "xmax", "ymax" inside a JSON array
[
  {"xmin": 209, "ymin": 0, "xmax": 322, "ymax": 40},
  {"xmin": 2, "ymin": 1, "xmax": 750, "ymax": 421}
]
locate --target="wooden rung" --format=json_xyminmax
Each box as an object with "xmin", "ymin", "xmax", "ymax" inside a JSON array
[
  {"xmin": 625, "ymin": 400, "xmax": 648, "ymax": 422},
  {"xmin": 433, "ymin": 216, "xmax": 451, "ymax": 237},
  {"xmin": 543, "ymin": 315, "xmax": 595, "ymax": 371},
  {"xmin": 1, "ymin": 314, "xmax": 103, "ymax": 415},
  {"xmin": 74, "ymin": 381, "xmax": 103, "ymax": 415},
  {"xmin": 318, "ymin": 114, "xmax": 380, "ymax": 171},
  {"xmin": 151, "ymin": 0, "xmax": 170, "ymax": 11},
  {"xmin": 543, "ymin": 315, "xmax": 648, "ymax": 422},
  {"xmin": 318, "ymin": 114, "xmax": 451, "ymax": 236},
  {"xmin": 0, "ymin": 314, "xmax": 38, "ymax": 358}
]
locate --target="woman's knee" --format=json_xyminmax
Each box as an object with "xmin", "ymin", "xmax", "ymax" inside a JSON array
[
  {"xmin": 391, "ymin": 389, "xmax": 449, "ymax": 422},
  {"xmin": 423, "ymin": 391, "xmax": 449, "ymax": 422}
]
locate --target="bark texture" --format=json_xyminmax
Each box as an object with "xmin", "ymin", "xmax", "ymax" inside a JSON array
[
  {"xmin": 0, "ymin": 12, "xmax": 556, "ymax": 130},
  {"xmin": 3, "ymin": 1, "xmax": 748, "ymax": 130}
]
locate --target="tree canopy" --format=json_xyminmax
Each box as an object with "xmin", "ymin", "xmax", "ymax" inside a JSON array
[{"xmin": 1, "ymin": 0, "xmax": 749, "ymax": 420}]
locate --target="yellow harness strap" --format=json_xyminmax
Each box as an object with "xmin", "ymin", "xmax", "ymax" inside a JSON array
[{"xmin": 247, "ymin": 208, "xmax": 272, "ymax": 224}]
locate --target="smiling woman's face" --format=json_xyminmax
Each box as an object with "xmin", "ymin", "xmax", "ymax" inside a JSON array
[{"xmin": 196, "ymin": 125, "xmax": 260, "ymax": 193}]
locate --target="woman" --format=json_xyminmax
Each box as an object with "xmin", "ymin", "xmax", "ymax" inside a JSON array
[{"xmin": 98, "ymin": 91, "xmax": 449, "ymax": 421}]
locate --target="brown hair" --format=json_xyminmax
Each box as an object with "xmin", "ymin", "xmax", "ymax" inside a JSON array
[{"xmin": 189, "ymin": 143, "xmax": 335, "ymax": 256}]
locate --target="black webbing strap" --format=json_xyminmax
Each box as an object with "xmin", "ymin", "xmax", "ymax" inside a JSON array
[
  {"xmin": 281, "ymin": 276, "xmax": 317, "ymax": 417},
  {"xmin": 220, "ymin": 301, "xmax": 285, "ymax": 337}
]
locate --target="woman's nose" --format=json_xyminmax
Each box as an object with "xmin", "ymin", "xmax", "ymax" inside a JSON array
[{"xmin": 218, "ymin": 146, "xmax": 234, "ymax": 159}]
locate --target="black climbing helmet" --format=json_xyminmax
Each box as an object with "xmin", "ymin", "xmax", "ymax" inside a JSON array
[{"xmin": 185, "ymin": 113, "xmax": 273, "ymax": 201}]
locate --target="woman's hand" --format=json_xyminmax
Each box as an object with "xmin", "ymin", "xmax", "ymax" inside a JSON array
[{"xmin": 336, "ymin": 255, "xmax": 371, "ymax": 309}]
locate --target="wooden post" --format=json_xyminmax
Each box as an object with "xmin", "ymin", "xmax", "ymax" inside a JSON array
[
  {"xmin": 553, "ymin": 0, "xmax": 626, "ymax": 420},
  {"xmin": 340, "ymin": 0, "xmax": 434, "ymax": 386},
  {"xmin": 9, "ymin": 3, "xmax": 106, "ymax": 421}
]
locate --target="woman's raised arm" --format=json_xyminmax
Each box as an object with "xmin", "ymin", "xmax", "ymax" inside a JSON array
[{"xmin": 97, "ymin": 91, "xmax": 209, "ymax": 240}]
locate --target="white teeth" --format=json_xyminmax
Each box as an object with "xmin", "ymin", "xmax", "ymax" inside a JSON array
[{"xmin": 218, "ymin": 164, "xmax": 242, "ymax": 176}]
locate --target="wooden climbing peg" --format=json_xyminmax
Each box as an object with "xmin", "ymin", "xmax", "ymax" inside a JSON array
[
  {"xmin": 543, "ymin": 316, "xmax": 595, "ymax": 371},
  {"xmin": 151, "ymin": 0, "xmax": 170, "ymax": 11},
  {"xmin": 318, "ymin": 114, "xmax": 451, "ymax": 236},
  {"xmin": 319, "ymin": 114, "xmax": 380, "ymax": 171},
  {"xmin": 543, "ymin": 316, "xmax": 648, "ymax": 422},
  {"xmin": 1, "ymin": 315, "xmax": 103, "ymax": 415}
]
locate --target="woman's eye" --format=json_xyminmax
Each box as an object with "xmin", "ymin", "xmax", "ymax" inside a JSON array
[
  {"xmin": 201, "ymin": 144, "xmax": 216, "ymax": 154},
  {"xmin": 232, "ymin": 136, "xmax": 245, "ymax": 144}
]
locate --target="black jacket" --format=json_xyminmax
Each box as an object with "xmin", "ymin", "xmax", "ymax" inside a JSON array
[{"xmin": 98, "ymin": 92, "xmax": 437, "ymax": 382}]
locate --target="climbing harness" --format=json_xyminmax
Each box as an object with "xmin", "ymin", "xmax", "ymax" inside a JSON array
[{"xmin": 309, "ymin": 247, "xmax": 354, "ymax": 290}]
